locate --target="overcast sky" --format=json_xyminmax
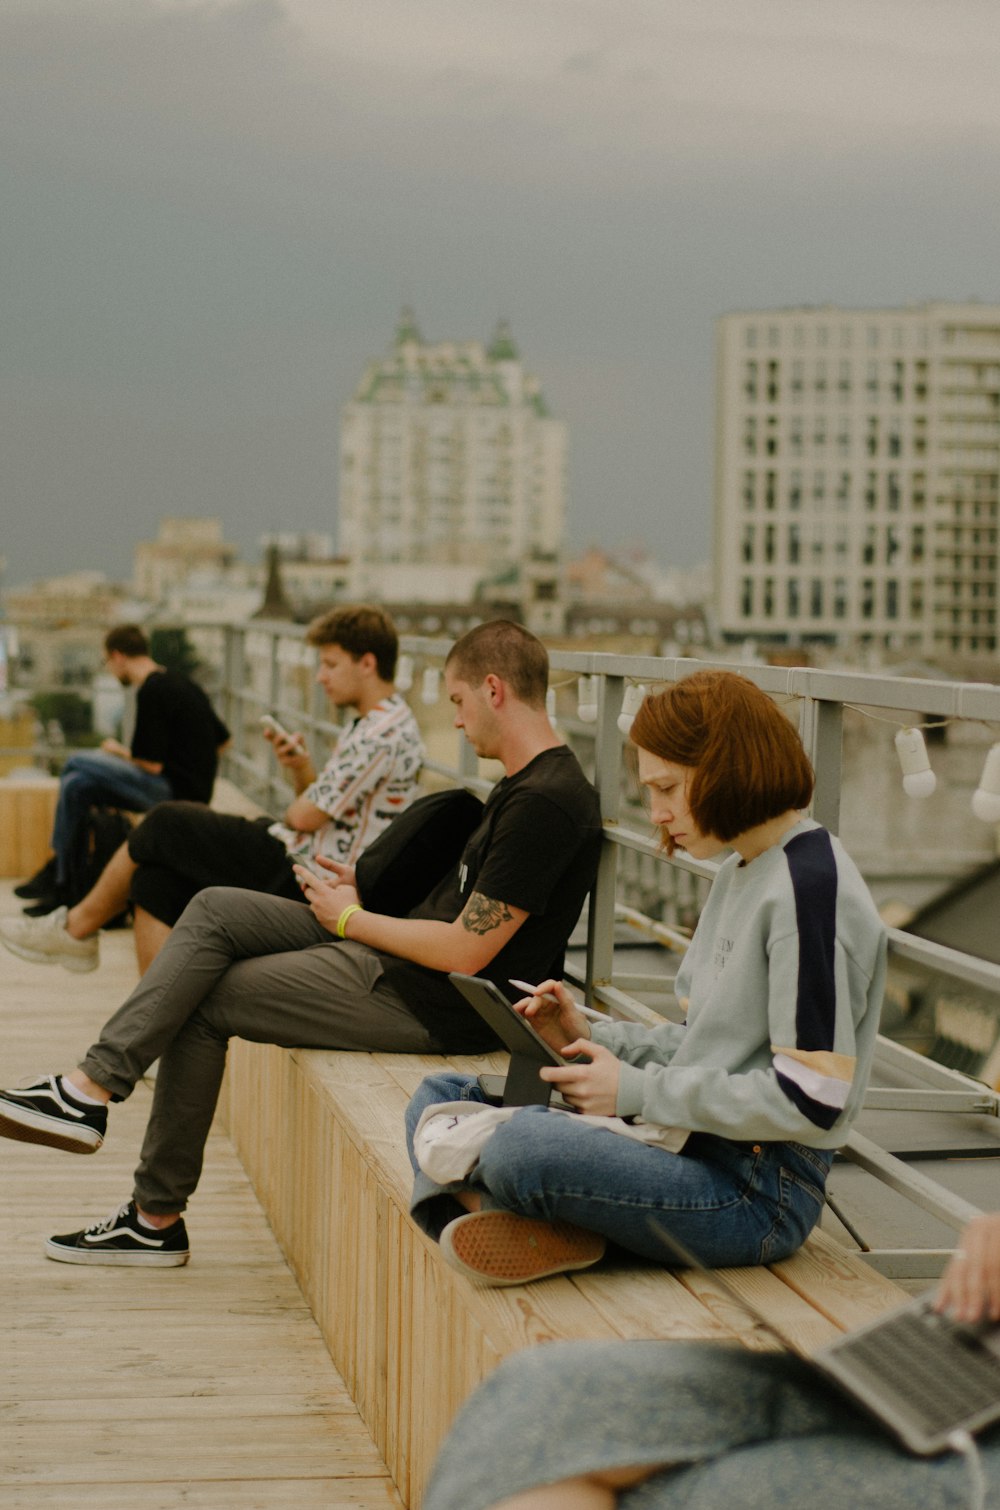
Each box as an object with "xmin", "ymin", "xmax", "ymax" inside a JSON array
[{"xmin": 3, "ymin": 0, "xmax": 1000, "ymax": 590}]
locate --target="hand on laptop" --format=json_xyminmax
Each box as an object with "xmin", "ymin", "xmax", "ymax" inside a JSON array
[
  {"xmin": 934, "ymin": 1212, "xmax": 1000, "ymax": 1323},
  {"xmin": 513, "ymin": 978, "xmax": 591, "ymax": 1050}
]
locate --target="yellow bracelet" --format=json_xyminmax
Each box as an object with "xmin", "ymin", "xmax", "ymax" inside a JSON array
[{"xmin": 336, "ymin": 903, "xmax": 364, "ymax": 939}]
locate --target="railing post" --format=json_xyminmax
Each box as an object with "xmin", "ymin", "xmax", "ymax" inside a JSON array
[
  {"xmin": 799, "ymin": 696, "xmax": 844, "ymax": 834},
  {"xmin": 586, "ymin": 674, "xmax": 625, "ymax": 997}
]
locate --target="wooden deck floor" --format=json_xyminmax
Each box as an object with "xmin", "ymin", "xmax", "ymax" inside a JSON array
[{"xmin": 0, "ymin": 882, "xmax": 403, "ymax": 1510}]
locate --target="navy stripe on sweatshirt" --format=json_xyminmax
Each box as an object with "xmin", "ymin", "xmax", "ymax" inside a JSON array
[{"xmin": 771, "ymin": 828, "xmax": 854, "ymax": 1130}]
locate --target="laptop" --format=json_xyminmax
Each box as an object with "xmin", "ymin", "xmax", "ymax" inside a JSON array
[{"xmin": 655, "ymin": 1221, "xmax": 1000, "ymax": 1456}]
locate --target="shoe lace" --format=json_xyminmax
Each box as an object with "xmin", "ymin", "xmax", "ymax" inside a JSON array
[{"xmin": 85, "ymin": 1201, "xmax": 133, "ymax": 1236}]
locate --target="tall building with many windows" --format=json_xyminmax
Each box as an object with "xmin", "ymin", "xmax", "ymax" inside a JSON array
[
  {"xmin": 714, "ymin": 303, "xmax": 1000, "ymax": 654},
  {"xmin": 339, "ymin": 312, "xmax": 566, "ymax": 597}
]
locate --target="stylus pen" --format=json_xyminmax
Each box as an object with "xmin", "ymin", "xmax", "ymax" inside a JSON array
[{"xmin": 509, "ymin": 978, "xmax": 605, "ymax": 1021}]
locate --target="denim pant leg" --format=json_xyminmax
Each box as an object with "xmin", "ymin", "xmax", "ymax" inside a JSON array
[
  {"xmin": 51, "ymin": 753, "xmax": 172, "ymax": 882},
  {"xmin": 407, "ymin": 1082, "xmax": 830, "ymax": 1266},
  {"xmin": 472, "ymin": 1115, "xmax": 829, "ymax": 1267},
  {"xmin": 406, "ymin": 1072, "xmax": 488, "ymax": 1239}
]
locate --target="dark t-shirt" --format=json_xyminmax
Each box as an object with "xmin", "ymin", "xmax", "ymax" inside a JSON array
[
  {"xmin": 130, "ymin": 670, "xmax": 230, "ymax": 803},
  {"xmin": 379, "ymin": 745, "xmax": 603, "ymax": 1051}
]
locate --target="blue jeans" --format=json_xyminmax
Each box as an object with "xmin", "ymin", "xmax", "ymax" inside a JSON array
[
  {"xmin": 425, "ymin": 1341, "xmax": 997, "ymax": 1510},
  {"xmin": 51, "ymin": 753, "xmax": 172, "ymax": 883},
  {"xmin": 406, "ymin": 1072, "xmax": 832, "ymax": 1268}
]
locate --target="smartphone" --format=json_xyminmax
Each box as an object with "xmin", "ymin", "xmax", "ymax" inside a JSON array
[{"xmin": 260, "ymin": 713, "xmax": 296, "ymax": 744}]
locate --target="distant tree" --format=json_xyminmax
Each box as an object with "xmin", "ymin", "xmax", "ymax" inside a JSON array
[
  {"xmin": 149, "ymin": 627, "xmax": 201, "ymax": 678},
  {"xmin": 30, "ymin": 691, "xmax": 93, "ymax": 740}
]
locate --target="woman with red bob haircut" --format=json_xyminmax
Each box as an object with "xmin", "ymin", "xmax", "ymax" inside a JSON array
[{"xmin": 404, "ymin": 670, "xmax": 887, "ymax": 1285}]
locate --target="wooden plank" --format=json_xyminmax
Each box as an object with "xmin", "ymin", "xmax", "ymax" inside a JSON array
[{"xmin": 0, "ymin": 883, "xmax": 402, "ymax": 1510}]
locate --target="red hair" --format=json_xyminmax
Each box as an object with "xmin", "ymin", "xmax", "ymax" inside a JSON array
[{"xmin": 629, "ymin": 670, "xmax": 814, "ymax": 853}]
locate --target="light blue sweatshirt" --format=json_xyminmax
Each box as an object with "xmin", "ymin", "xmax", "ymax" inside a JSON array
[{"xmin": 590, "ymin": 819, "xmax": 887, "ymax": 1148}]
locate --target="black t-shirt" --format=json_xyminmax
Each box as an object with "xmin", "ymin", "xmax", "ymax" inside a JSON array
[
  {"xmin": 130, "ymin": 670, "xmax": 230, "ymax": 803},
  {"xmin": 379, "ymin": 745, "xmax": 603, "ymax": 1051}
]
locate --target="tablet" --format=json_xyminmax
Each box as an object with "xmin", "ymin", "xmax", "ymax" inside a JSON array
[{"xmin": 448, "ymin": 972, "xmax": 567, "ymax": 1107}]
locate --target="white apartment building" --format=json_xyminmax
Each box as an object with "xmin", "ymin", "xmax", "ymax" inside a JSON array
[
  {"xmin": 714, "ymin": 303, "xmax": 1000, "ymax": 654},
  {"xmin": 339, "ymin": 312, "xmax": 567, "ymax": 597}
]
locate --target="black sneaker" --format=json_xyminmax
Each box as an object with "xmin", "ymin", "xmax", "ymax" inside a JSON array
[
  {"xmin": 14, "ymin": 857, "xmax": 58, "ymax": 899},
  {"xmin": 0, "ymin": 1074, "xmax": 107, "ymax": 1153},
  {"xmin": 46, "ymin": 1200, "xmax": 190, "ymax": 1267}
]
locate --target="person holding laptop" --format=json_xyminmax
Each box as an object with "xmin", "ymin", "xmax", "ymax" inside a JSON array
[
  {"xmin": 404, "ymin": 670, "xmax": 888, "ymax": 1285},
  {"xmin": 422, "ymin": 1213, "xmax": 1000, "ymax": 1510}
]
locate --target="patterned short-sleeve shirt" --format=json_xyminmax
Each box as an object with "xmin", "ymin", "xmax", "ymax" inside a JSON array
[{"xmin": 269, "ymin": 693, "xmax": 424, "ymax": 865}]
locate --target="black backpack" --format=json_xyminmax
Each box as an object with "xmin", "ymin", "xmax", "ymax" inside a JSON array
[
  {"xmin": 354, "ymin": 787, "xmax": 484, "ymax": 917},
  {"xmin": 66, "ymin": 806, "xmax": 134, "ymax": 925}
]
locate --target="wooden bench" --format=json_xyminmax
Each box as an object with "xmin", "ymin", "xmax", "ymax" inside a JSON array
[
  {"xmin": 218, "ymin": 1039, "xmax": 907, "ymax": 1509},
  {"xmin": 0, "ymin": 776, "xmax": 59, "ymax": 877},
  {"xmin": 210, "ymin": 774, "xmax": 906, "ymax": 1503}
]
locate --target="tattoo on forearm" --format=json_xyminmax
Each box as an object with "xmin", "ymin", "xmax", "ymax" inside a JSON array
[{"xmin": 462, "ymin": 892, "xmax": 514, "ymax": 936}]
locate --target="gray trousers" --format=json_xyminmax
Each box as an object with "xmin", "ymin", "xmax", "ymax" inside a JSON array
[{"xmin": 80, "ymin": 887, "xmax": 438, "ymax": 1214}]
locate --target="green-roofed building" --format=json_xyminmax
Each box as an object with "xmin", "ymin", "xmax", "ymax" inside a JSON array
[{"xmin": 340, "ymin": 312, "xmax": 566, "ymax": 598}]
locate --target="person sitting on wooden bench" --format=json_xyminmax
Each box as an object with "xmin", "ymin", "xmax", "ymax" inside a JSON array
[
  {"xmin": 422, "ymin": 1210, "xmax": 1000, "ymax": 1510},
  {"xmin": 0, "ymin": 620, "xmax": 603, "ymax": 1269},
  {"xmin": 0, "ymin": 605, "xmax": 423, "ymax": 975},
  {"xmin": 10, "ymin": 622, "xmax": 229, "ymax": 919}
]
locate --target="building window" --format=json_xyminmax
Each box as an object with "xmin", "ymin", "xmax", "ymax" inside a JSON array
[
  {"xmin": 741, "ymin": 525, "xmax": 754, "ymax": 563},
  {"xmin": 787, "ymin": 579, "xmax": 800, "ymax": 617},
  {"xmin": 742, "ymin": 471, "xmax": 756, "ymax": 509},
  {"xmin": 741, "ymin": 577, "xmax": 754, "ymax": 614},
  {"xmin": 886, "ymin": 580, "xmax": 899, "ymax": 620},
  {"xmin": 762, "ymin": 578, "xmax": 775, "ymax": 616},
  {"xmin": 833, "ymin": 578, "xmax": 848, "ymax": 618},
  {"xmin": 744, "ymin": 361, "xmax": 758, "ymax": 400},
  {"xmin": 789, "ymin": 471, "xmax": 803, "ymax": 510},
  {"xmin": 810, "ymin": 579, "xmax": 824, "ymax": 617},
  {"xmin": 861, "ymin": 579, "xmax": 875, "ymax": 618},
  {"xmin": 788, "ymin": 523, "xmax": 801, "ymax": 563}
]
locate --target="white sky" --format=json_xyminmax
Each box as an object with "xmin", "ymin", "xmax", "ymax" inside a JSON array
[{"xmin": 3, "ymin": 0, "xmax": 1000, "ymax": 585}]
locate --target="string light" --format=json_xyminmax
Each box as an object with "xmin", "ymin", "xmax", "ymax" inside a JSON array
[
  {"xmin": 395, "ymin": 654, "xmax": 414, "ymax": 692},
  {"xmin": 972, "ymin": 743, "xmax": 1000, "ymax": 823},
  {"xmin": 421, "ymin": 667, "xmax": 440, "ymax": 705},
  {"xmin": 894, "ymin": 727, "xmax": 936, "ymax": 799},
  {"xmin": 617, "ymin": 684, "xmax": 646, "ymax": 736}
]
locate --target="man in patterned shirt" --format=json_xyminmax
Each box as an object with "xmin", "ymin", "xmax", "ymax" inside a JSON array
[{"xmin": 0, "ymin": 605, "xmax": 424, "ymax": 976}]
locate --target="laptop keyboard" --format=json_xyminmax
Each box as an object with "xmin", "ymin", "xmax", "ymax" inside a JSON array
[{"xmin": 832, "ymin": 1306, "xmax": 1000, "ymax": 1433}]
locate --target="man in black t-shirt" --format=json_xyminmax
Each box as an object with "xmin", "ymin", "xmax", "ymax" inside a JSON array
[
  {"xmin": 18, "ymin": 624, "xmax": 230, "ymax": 912},
  {"xmin": 0, "ymin": 621, "xmax": 603, "ymax": 1268}
]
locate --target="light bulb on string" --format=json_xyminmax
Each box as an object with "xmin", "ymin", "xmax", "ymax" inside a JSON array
[
  {"xmin": 421, "ymin": 667, "xmax": 440, "ymax": 705},
  {"xmin": 395, "ymin": 655, "xmax": 414, "ymax": 693},
  {"xmin": 577, "ymin": 676, "xmax": 598, "ymax": 723},
  {"xmin": 617, "ymin": 684, "xmax": 646, "ymax": 736},
  {"xmin": 894, "ymin": 727, "xmax": 936, "ymax": 799},
  {"xmin": 972, "ymin": 743, "xmax": 1000, "ymax": 822}
]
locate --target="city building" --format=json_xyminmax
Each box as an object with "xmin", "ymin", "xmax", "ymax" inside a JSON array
[
  {"xmin": 4, "ymin": 571, "xmax": 143, "ymax": 693},
  {"xmin": 133, "ymin": 517, "xmax": 243, "ymax": 603},
  {"xmin": 714, "ymin": 302, "xmax": 1000, "ymax": 655},
  {"xmin": 339, "ymin": 310, "xmax": 567, "ymax": 598}
]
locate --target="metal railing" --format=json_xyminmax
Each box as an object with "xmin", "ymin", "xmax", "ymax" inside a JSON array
[{"xmin": 205, "ymin": 619, "xmax": 1000, "ymax": 1275}]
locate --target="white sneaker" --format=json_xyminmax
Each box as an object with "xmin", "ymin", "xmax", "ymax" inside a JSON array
[{"xmin": 0, "ymin": 906, "xmax": 99, "ymax": 973}]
